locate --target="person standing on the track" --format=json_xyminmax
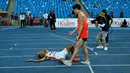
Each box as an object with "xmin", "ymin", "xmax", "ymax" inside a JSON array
[
  {"xmin": 63, "ymin": 4, "xmax": 90, "ymax": 66},
  {"xmin": 48, "ymin": 10, "xmax": 56, "ymax": 31},
  {"xmin": 102, "ymin": 9, "xmax": 113, "ymax": 46},
  {"xmin": 95, "ymin": 12, "xmax": 109, "ymax": 51}
]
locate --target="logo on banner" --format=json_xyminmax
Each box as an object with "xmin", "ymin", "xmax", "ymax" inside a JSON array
[
  {"xmin": 57, "ymin": 19, "xmax": 75, "ymax": 26},
  {"xmin": 113, "ymin": 19, "xmax": 123, "ymax": 25}
]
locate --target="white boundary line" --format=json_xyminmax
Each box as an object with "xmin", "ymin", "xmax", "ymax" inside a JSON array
[
  {"xmin": 0, "ymin": 39, "xmax": 63, "ymax": 41},
  {"xmin": 0, "ymin": 47, "xmax": 129, "ymax": 50},
  {"xmin": 0, "ymin": 36, "xmax": 59, "ymax": 38},
  {"xmin": 0, "ymin": 36, "xmax": 60, "ymax": 38},
  {"xmin": 0, "ymin": 55, "xmax": 35, "ymax": 58},
  {"xmin": 0, "ymin": 43, "xmax": 72, "ymax": 45},
  {"xmin": 0, "ymin": 34, "xmax": 51, "ymax": 36},
  {"xmin": 0, "ymin": 48, "xmax": 63, "ymax": 50},
  {"xmin": 0, "ymin": 64, "xmax": 130, "ymax": 69},
  {"xmin": 0, "ymin": 36, "xmax": 128, "ymax": 38},
  {"xmin": 0, "ymin": 40, "xmax": 129, "ymax": 43},
  {"xmin": 0, "ymin": 54, "xmax": 130, "ymax": 58},
  {"xmin": 0, "ymin": 42, "xmax": 129, "ymax": 45}
]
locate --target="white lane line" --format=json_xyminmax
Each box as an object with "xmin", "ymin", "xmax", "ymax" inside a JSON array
[
  {"xmin": 0, "ymin": 64, "xmax": 130, "ymax": 69},
  {"xmin": 88, "ymin": 63, "xmax": 94, "ymax": 73},
  {"xmin": 0, "ymin": 36, "xmax": 59, "ymax": 38},
  {"xmin": 0, "ymin": 48, "xmax": 63, "ymax": 50},
  {"xmin": 0, "ymin": 54, "xmax": 130, "ymax": 58},
  {"xmin": 0, "ymin": 42, "xmax": 130, "ymax": 45},
  {"xmin": 0, "ymin": 34, "xmax": 51, "ymax": 36},
  {"xmin": 0, "ymin": 39, "xmax": 63, "ymax": 41},
  {"xmin": 0, "ymin": 43, "xmax": 72, "ymax": 45},
  {"xmin": 0, "ymin": 55, "xmax": 35, "ymax": 58},
  {"xmin": 9, "ymin": 44, "xmax": 17, "ymax": 50},
  {"xmin": 0, "ymin": 47, "xmax": 129, "ymax": 50}
]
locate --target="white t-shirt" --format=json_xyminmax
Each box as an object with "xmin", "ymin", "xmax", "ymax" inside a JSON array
[
  {"xmin": 46, "ymin": 48, "xmax": 68, "ymax": 60},
  {"xmin": 27, "ymin": 11, "xmax": 31, "ymax": 16},
  {"xmin": 20, "ymin": 15, "xmax": 25, "ymax": 20},
  {"xmin": 43, "ymin": 13, "xmax": 48, "ymax": 19}
]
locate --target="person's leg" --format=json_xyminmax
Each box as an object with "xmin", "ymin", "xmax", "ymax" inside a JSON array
[
  {"xmin": 81, "ymin": 40, "xmax": 89, "ymax": 62},
  {"xmin": 53, "ymin": 21, "xmax": 56, "ymax": 30},
  {"xmin": 63, "ymin": 38, "xmax": 83, "ymax": 66},
  {"xmin": 23, "ymin": 20, "xmax": 26, "ymax": 28},
  {"xmin": 22, "ymin": 20, "xmax": 24, "ymax": 28},
  {"xmin": 50, "ymin": 21, "xmax": 53, "ymax": 30},
  {"xmin": 16, "ymin": 20, "xmax": 18, "ymax": 26},
  {"xmin": 40, "ymin": 19, "xmax": 42, "ymax": 25},
  {"xmin": 106, "ymin": 33, "xmax": 109, "ymax": 45},
  {"xmin": 20, "ymin": 20, "xmax": 22, "ymax": 28},
  {"xmin": 30, "ymin": 20, "xmax": 32, "ymax": 26},
  {"xmin": 11, "ymin": 20, "xmax": 13, "ymax": 26},
  {"xmin": 69, "ymin": 38, "xmax": 83, "ymax": 63},
  {"xmin": 65, "ymin": 45, "xmax": 74, "ymax": 53},
  {"xmin": 102, "ymin": 31, "xmax": 108, "ymax": 50},
  {"xmin": 96, "ymin": 32, "xmax": 103, "ymax": 48}
]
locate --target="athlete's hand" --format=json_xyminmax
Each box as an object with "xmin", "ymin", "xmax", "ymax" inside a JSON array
[
  {"xmin": 26, "ymin": 59, "xmax": 32, "ymax": 62},
  {"xmin": 76, "ymin": 36, "xmax": 79, "ymax": 41},
  {"xmin": 69, "ymin": 31, "xmax": 73, "ymax": 36}
]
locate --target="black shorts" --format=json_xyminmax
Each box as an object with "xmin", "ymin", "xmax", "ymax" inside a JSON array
[
  {"xmin": 79, "ymin": 37, "xmax": 87, "ymax": 41},
  {"xmin": 77, "ymin": 34, "xmax": 87, "ymax": 41}
]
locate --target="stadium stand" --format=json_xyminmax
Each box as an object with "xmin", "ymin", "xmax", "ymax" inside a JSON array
[
  {"xmin": 14, "ymin": 0, "xmax": 76, "ymax": 18},
  {"xmin": 82, "ymin": 0, "xmax": 130, "ymax": 18},
  {"xmin": 0, "ymin": 0, "xmax": 9, "ymax": 11}
]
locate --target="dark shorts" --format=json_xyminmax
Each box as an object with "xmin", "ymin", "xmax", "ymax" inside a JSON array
[
  {"xmin": 79, "ymin": 37, "xmax": 87, "ymax": 41},
  {"xmin": 77, "ymin": 34, "xmax": 87, "ymax": 41}
]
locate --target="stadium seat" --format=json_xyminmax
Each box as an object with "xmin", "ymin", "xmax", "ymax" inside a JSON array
[
  {"xmin": 81, "ymin": 0, "xmax": 130, "ymax": 18},
  {"xmin": 14, "ymin": 0, "xmax": 76, "ymax": 18},
  {"xmin": 0, "ymin": 0, "xmax": 9, "ymax": 11}
]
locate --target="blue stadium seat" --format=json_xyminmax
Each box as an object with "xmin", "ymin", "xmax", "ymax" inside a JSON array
[
  {"xmin": 0, "ymin": 0, "xmax": 9, "ymax": 11},
  {"xmin": 82, "ymin": 0, "xmax": 130, "ymax": 18},
  {"xmin": 14, "ymin": 0, "xmax": 76, "ymax": 18}
]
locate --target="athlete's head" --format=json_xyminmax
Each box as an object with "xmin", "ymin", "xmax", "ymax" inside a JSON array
[
  {"xmin": 72, "ymin": 4, "xmax": 81, "ymax": 14},
  {"xmin": 66, "ymin": 44, "xmax": 74, "ymax": 54},
  {"xmin": 36, "ymin": 49, "xmax": 48, "ymax": 59}
]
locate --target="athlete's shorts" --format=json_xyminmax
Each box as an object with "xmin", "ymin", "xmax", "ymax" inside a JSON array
[
  {"xmin": 79, "ymin": 37, "xmax": 87, "ymax": 41},
  {"xmin": 55, "ymin": 48, "xmax": 68, "ymax": 60},
  {"xmin": 77, "ymin": 34, "xmax": 87, "ymax": 41}
]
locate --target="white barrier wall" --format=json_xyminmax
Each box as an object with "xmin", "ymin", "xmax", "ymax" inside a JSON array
[
  {"xmin": 55, "ymin": 18, "xmax": 130, "ymax": 27},
  {"xmin": 112, "ymin": 18, "xmax": 130, "ymax": 27},
  {"xmin": 55, "ymin": 18, "xmax": 77, "ymax": 28}
]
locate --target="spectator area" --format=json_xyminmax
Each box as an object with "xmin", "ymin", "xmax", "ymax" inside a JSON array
[
  {"xmin": 82, "ymin": 0, "xmax": 130, "ymax": 18},
  {"xmin": 14, "ymin": 0, "xmax": 76, "ymax": 18},
  {"xmin": 0, "ymin": 0, "xmax": 9, "ymax": 11}
]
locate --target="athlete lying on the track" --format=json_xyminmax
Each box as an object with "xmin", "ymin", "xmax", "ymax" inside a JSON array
[{"xmin": 27, "ymin": 45, "xmax": 75, "ymax": 63}]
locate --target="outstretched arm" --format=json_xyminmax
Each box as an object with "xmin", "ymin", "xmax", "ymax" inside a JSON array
[{"xmin": 27, "ymin": 56, "xmax": 48, "ymax": 62}]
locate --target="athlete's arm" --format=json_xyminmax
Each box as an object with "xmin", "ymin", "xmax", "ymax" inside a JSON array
[
  {"xmin": 27, "ymin": 56, "xmax": 48, "ymax": 62},
  {"xmin": 69, "ymin": 28, "xmax": 77, "ymax": 35}
]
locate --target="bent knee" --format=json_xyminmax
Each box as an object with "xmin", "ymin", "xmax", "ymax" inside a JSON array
[{"xmin": 96, "ymin": 36, "xmax": 100, "ymax": 41}]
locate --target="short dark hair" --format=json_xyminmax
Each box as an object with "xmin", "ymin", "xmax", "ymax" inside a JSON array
[
  {"xmin": 102, "ymin": 9, "xmax": 106, "ymax": 13},
  {"xmin": 73, "ymin": 4, "xmax": 81, "ymax": 10},
  {"xmin": 37, "ymin": 53, "xmax": 43, "ymax": 59}
]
